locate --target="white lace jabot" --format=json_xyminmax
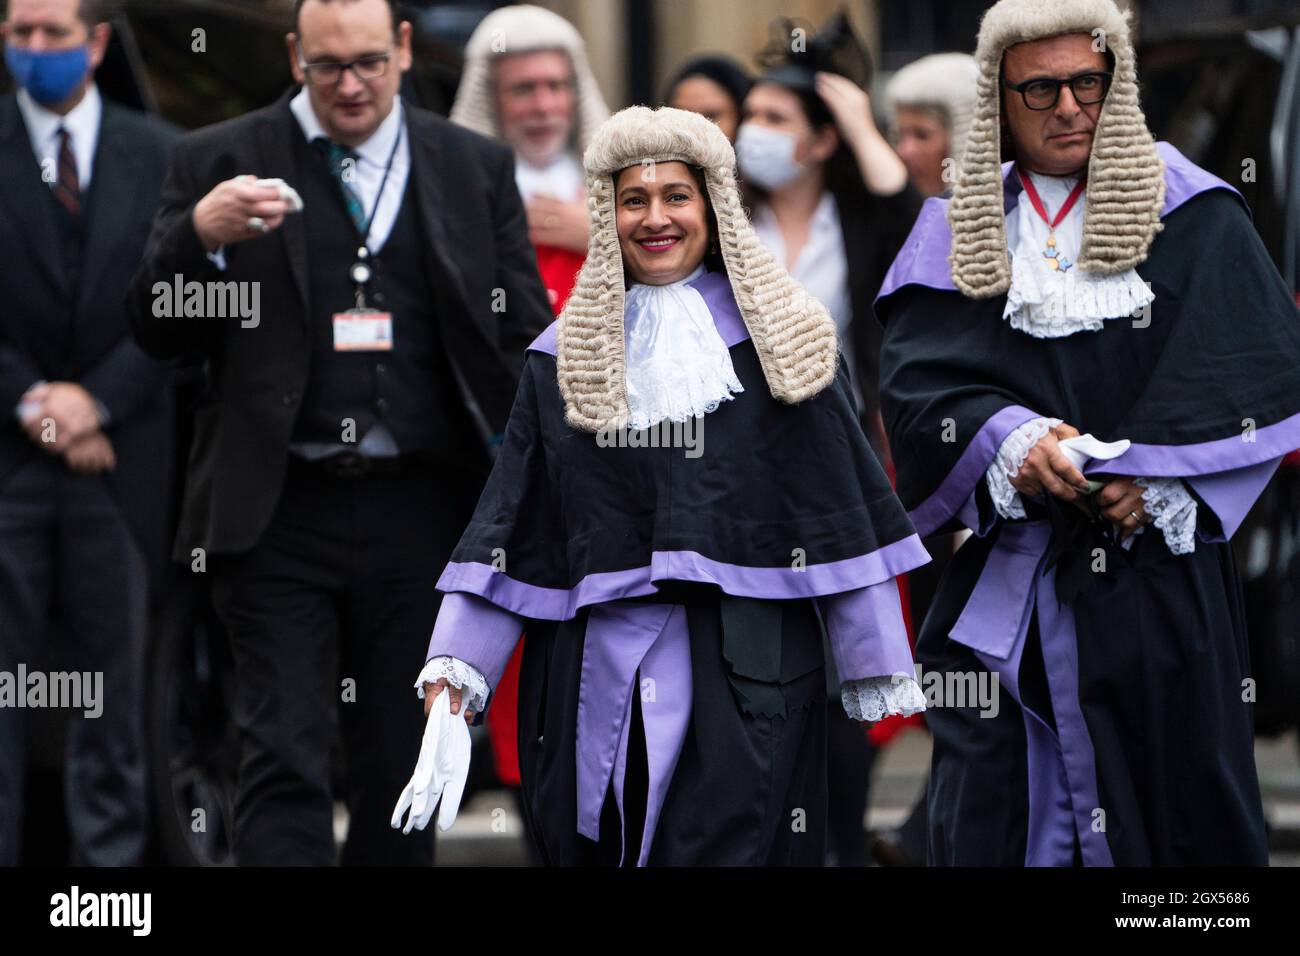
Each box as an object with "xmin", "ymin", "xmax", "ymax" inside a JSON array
[
  {"xmin": 623, "ymin": 264, "xmax": 744, "ymax": 429},
  {"xmin": 1004, "ymin": 170, "xmax": 1155, "ymax": 339}
]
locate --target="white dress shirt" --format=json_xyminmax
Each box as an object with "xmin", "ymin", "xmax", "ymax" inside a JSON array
[
  {"xmin": 752, "ymin": 191, "xmax": 857, "ymax": 406},
  {"xmin": 285, "ymin": 90, "xmax": 411, "ymax": 459},
  {"xmin": 13, "ymin": 85, "xmax": 105, "ymax": 423},
  {"xmin": 288, "ymin": 86, "xmax": 409, "ymax": 253},
  {"xmin": 207, "ymin": 91, "xmax": 411, "ymax": 273},
  {"xmin": 16, "ymin": 83, "xmax": 101, "ymax": 192},
  {"xmin": 514, "ymin": 151, "xmax": 582, "ymax": 202}
]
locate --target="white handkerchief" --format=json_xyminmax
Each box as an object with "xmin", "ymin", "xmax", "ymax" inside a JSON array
[{"xmin": 1057, "ymin": 434, "xmax": 1130, "ymax": 472}]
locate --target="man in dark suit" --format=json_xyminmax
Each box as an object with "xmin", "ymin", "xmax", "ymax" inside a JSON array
[
  {"xmin": 0, "ymin": 0, "xmax": 174, "ymax": 865},
  {"xmin": 128, "ymin": 0, "xmax": 551, "ymax": 865}
]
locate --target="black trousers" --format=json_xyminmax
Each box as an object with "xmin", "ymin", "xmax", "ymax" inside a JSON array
[
  {"xmin": 0, "ymin": 452, "xmax": 150, "ymax": 866},
  {"xmin": 209, "ymin": 456, "xmax": 478, "ymax": 866}
]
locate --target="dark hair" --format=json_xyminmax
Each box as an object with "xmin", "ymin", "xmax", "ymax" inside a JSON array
[
  {"xmin": 1, "ymin": 0, "xmax": 113, "ymax": 28},
  {"xmin": 743, "ymin": 78, "xmax": 863, "ymax": 211},
  {"xmin": 664, "ymin": 54, "xmax": 753, "ymax": 115},
  {"xmin": 748, "ymin": 12, "xmax": 876, "ymax": 208},
  {"xmin": 78, "ymin": 0, "xmax": 110, "ymax": 27},
  {"xmin": 686, "ymin": 164, "xmax": 726, "ymax": 275},
  {"xmin": 292, "ymin": 0, "xmax": 401, "ymax": 36}
]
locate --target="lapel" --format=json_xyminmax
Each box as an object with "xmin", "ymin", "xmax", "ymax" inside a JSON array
[
  {"xmin": 256, "ymin": 89, "xmax": 311, "ymax": 319},
  {"xmin": 77, "ymin": 102, "xmax": 145, "ymax": 305},
  {"xmin": 404, "ymin": 108, "xmax": 475, "ymax": 329},
  {"xmin": 0, "ymin": 93, "xmax": 69, "ymax": 295}
]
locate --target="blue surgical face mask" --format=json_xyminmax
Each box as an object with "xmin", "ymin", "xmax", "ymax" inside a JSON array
[{"xmin": 4, "ymin": 44, "xmax": 91, "ymax": 107}]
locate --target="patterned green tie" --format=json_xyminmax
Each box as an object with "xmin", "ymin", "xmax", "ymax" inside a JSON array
[{"xmin": 314, "ymin": 137, "xmax": 367, "ymax": 232}]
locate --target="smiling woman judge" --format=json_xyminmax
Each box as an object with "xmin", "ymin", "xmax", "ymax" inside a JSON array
[{"xmin": 392, "ymin": 106, "xmax": 930, "ymax": 866}]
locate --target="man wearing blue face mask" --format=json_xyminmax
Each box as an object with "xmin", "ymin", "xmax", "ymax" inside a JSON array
[{"xmin": 0, "ymin": 0, "xmax": 175, "ymax": 865}]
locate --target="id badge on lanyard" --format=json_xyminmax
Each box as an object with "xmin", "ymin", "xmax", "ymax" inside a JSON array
[
  {"xmin": 333, "ymin": 247, "xmax": 393, "ymax": 351},
  {"xmin": 333, "ymin": 127, "xmax": 402, "ymax": 353}
]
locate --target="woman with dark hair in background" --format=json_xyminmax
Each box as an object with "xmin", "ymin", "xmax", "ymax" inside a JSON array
[
  {"xmin": 736, "ymin": 13, "xmax": 923, "ymax": 866},
  {"xmin": 664, "ymin": 53, "xmax": 752, "ymax": 143},
  {"xmin": 738, "ymin": 13, "xmax": 920, "ymax": 456}
]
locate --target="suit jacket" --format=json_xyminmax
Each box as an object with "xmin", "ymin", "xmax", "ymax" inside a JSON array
[
  {"xmin": 0, "ymin": 93, "xmax": 175, "ymax": 581},
  {"xmin": 127, "ymin": 89, "xmax": 553, "ymax": 561}
]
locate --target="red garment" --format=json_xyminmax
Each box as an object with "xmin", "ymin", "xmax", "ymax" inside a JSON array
[
  {"xmin": 535, "ymin": 244, "xmax": 584, "ymax": 315},
  {"xmin": 485, "ymin": 639, "xmax": 525, "ymax": 787}
]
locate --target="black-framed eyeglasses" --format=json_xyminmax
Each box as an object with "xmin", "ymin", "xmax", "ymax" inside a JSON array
[
  {"xmin": 297, "ymin": 44, "xmax": 392, "ymax": 86},
  {"xmin": 1003, "ymin": 71, "xmax": 1112, "ymax": 111}
]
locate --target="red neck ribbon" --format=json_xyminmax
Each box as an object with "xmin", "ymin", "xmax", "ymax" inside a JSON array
[{"xmin": 1017, "ymin": 168, "xmax": 1088, "ymax": 230}]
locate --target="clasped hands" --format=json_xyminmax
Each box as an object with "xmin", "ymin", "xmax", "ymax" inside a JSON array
[
  {"xmin": 18, "ymin": 381, "xmax": 115, "ymax": 474},
  {"xmin": 1010, "ymin": 422, "xmax": 1151, "ymax": 540}
]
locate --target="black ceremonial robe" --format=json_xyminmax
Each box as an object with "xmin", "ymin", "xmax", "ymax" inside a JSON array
[
  {"xmin": 875, "ymin": 144, "xmax": 1300, "ymax": 866},
  {"xmin": 426, "ymin": 269, "xmax": 929, "ymax": 865}
]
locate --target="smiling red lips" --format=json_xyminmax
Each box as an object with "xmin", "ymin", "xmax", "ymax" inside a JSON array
[{"xmin": 636, "ymin": 235, "xmax": 681, "ymax": 252}]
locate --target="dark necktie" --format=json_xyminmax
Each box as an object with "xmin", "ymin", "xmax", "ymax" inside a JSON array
[
  {"xmin": 312, "ymin": 136, "xmax": 367, "ymax": 232},
  {"xmin": 53, "ymin": 127, "xmax": 80, "ymax": 216}
]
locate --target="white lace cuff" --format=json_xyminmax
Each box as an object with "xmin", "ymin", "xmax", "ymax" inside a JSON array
[
  {"xmin": 1135, "ymin": 477, "xmax": 1197, "ymax": 555},
  {"xmin": 986, "ymin": 416, "xmax": 1062, "ymax": 519},
  {"xmin": 415, "ymin": 656, "xmax": 490, "ymax": 715},
  {"xmin": 840, "ymin": 675, "xmax": 927, "ymax": 723}
]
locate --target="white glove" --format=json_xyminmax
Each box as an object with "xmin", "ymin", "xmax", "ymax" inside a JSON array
[{"xmin": 390, "ymin": 689, "xmax": 471, "ymax": 834}]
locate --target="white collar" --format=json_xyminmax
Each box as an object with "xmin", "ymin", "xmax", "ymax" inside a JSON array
[
  {"xmin": 811, "ymin": 190, "xmax": 839, "ymax": 229},
  {"xmin": 17, "ymin": 83, "xmax": 101, "ymax": 181},
  {"xmin": 518, "ymin": 151, "xmax": 580, "ymax": 176},
  {"xmin": 1003, "ymin": 170, "xmax": 1154, "ymax": 339},
  {"xmin": 514, "ymin": 151, "xmax": 583, "ymax": 200},
  {"xmin": 289, "ymin": 86, "xmax": 404, "ymax": 164},
  {"xmin": 623, "ymin": 265, "xmax": 743, "ymax": 429}
]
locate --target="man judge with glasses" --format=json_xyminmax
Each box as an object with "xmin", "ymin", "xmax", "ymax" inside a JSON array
[
  {"xmin": 128, "ymin": 0, "xmax": 551, "ymax": 866},
  {"xmin": 875, "ymin": 0, "xmax": 1300, "ymax": 865}
]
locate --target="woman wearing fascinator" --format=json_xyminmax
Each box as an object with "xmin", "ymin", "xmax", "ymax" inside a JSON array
[
  {"xmin": 392, "ymin": 105, "xmax": 929, "ymax": 866},
  {"xmin": 738, "ymin": 11, "xmax": 927, "ymax": 866},
  {"xmin": 738, "ymin": 11, "xmax": 921, "ymax": 454}
]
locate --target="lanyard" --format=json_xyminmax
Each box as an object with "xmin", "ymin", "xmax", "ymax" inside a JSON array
[
  {"xmin": 1016, "ymin": 167, "xmax": 1087, "ymax": 230},
  {"xmin": 354, "ymin": 119, "xmax": 403, "ymax": 253},
  {"xmin": 348, "ymin": 120, "xmax": 403, "ymax": 306}
]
